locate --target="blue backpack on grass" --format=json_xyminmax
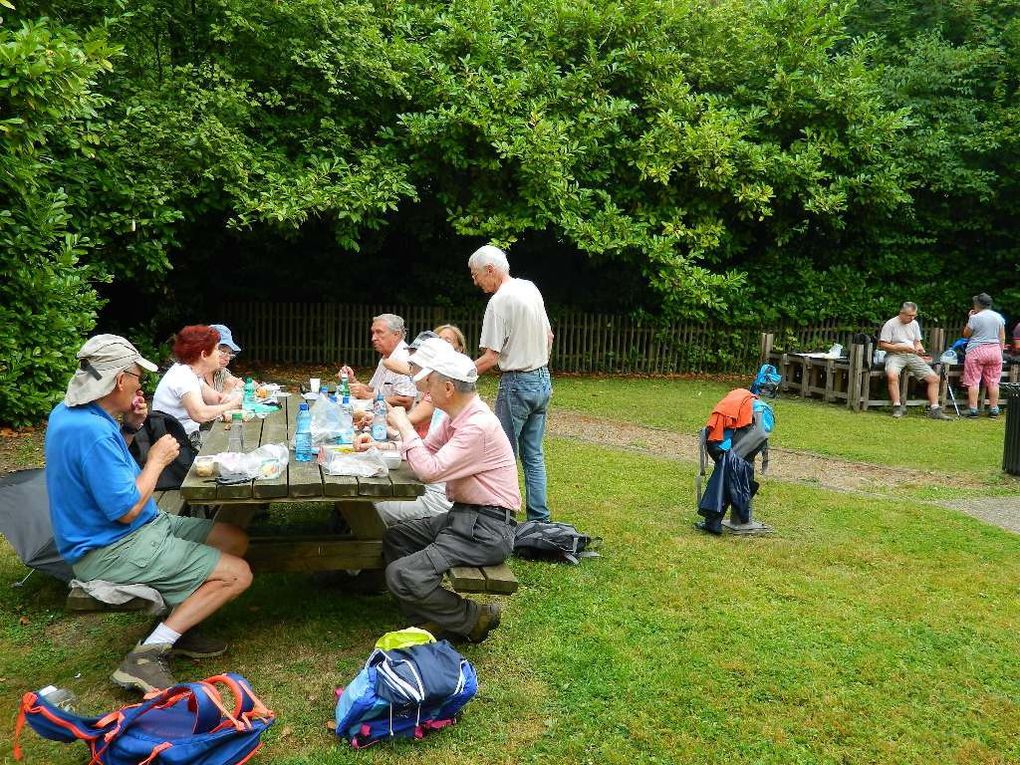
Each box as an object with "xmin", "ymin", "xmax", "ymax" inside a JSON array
[
  {"xmin": 334, "ymin": 628, "xmax": 478, "ymax": 748},
  {"xmin": 13, "ymin": 673, "xmax": 274, "ymax": 764}
]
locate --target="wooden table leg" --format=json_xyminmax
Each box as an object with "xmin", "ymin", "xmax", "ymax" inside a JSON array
[{"xmin": 336, "ymin": 499, "xmax": 388, "ymax": 541}]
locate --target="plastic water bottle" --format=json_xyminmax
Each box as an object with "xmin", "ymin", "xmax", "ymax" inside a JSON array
[
  {"xmin": 371, "ymin": 391, "xmax": 388, "ymax": 442},
  {"xmin": 295, "ymin": 403, "xmax": 313, "ymax": 462},
  {"xmin": 227, "ymin": 412, "xmax": 245, "ymax": 452},
  {"xmin": 243, "ymin": 377, "xmax": 255, "ymax": 408},
  {"xmin": 339, "ymin": 371, "xmax": 350, "ymax": 400},
  {"xmin": 339, "ymin": 395, "xmax": 354, "ymax": 446},
  {"xmin": 39, "ymin": 685, "xmax": 78, "ymax": 713}
]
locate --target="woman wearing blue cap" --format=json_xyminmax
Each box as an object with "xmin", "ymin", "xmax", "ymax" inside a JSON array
[{"xmin": 203, "ymin": 323, "xmax": 243, "ymax": 400}]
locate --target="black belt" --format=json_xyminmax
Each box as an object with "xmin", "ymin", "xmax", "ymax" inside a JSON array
[{"xmin": 452, "ymin": 502, "xmax": 517, "ymax": 525}]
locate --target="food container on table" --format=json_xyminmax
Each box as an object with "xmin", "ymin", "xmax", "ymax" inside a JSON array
[{"xmin": 194, "ymin": 456, "xmax": 217, "ymax": 478}]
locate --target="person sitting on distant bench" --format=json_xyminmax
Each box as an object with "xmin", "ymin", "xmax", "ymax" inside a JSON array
[
  {"xmin": 46, "ymin": 335, "xmax": 252, "ymax": 693},
  {"xmin": 878, "ymin": 301, "xmax": 951, "ymax": 420}
]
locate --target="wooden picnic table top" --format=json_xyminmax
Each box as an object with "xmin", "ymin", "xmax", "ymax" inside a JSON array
[{"xmin": 179, "ymin": 392, "xmax": 425, "ymax": 505}]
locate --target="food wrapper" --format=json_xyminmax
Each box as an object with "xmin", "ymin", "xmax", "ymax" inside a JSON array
[
  {"xmin": 318, "ymin": 448, "xmax": 389, "ymax": 478},
  {"xmin": 211, "ymin": 443, "xmax": 289, "ymax": 481}
]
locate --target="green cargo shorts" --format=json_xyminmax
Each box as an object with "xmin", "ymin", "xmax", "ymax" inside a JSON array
[{"xmin": 72, "ymin": 512, "xmax": 220, "ymax": 606}]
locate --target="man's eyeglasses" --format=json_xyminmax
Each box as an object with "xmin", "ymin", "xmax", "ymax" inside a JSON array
[{"xmin": 121, "ymin": 369, "xmax": 145, "ymax": 384}]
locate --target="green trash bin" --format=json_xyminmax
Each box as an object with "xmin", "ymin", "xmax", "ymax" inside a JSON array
[{"xmin": 1002, "ymin": 383, "xmax": 1020, "ymax": 475}]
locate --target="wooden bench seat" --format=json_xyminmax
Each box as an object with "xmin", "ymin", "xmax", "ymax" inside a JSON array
[
  {"xmin": 65, "ymin": 586, "xmax": 152, "ymax": 613},
  {"xmin": 65, "ymin": 490, "xmax": 186, "ymax": 613},
  {"xmin": 447, "ymin": 563, "xmax": 518, "ymax": 594}
]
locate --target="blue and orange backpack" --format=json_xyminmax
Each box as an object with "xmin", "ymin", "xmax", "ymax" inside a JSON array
[{"xmin": 13, "ymin": 673, "xmax": 274, "ymax": 764}]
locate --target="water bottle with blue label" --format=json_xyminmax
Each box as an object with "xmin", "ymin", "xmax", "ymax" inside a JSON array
[
  {"xmin": 371, "ymin": 391, "xmax": 388, "ymax": 442},
  {"xmin": 295, "ymin": 403, "xmax": 313, "ymax": 462}
]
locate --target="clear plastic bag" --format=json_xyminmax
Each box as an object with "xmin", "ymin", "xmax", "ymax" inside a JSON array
[
  {"xmin": 309, "ymin": 394, "xmax": 344, "ymax": 445},
  {"xmin": 318, "ymin": 448, "xmax": 389, "ymax": 477},
  {"xmin": 213, "ymin": 443, "xmax": 289, "ymax": 480}
]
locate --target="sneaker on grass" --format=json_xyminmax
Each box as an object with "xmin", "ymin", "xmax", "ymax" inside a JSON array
[
  {"xmin": 927, "ymin": 406, "xmax": 952, "ymax": 420},
  {"xmin": 891, "ymin": 404, "xmax": 906, "ymax": 418},
  {"xmin": 111, "ymin": 642, "xmax": 175, "ymax": 693}
]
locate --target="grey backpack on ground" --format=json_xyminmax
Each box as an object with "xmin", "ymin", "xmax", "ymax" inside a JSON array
[{"xmin": 513, "ymin": 521, "xmax": 602, "ymax": 564}]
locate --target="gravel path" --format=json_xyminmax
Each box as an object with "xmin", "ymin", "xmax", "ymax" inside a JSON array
[{"xmin": 547, "ymin": 409, "xmax": 1020, "ymax": 533}]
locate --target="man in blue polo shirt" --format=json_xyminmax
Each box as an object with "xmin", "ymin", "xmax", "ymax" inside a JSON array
[{"xmin": 46, "ymin": 335, "xmax": 253, "ymax": 693}]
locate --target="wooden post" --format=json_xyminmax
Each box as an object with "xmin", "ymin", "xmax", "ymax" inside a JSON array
[
  {"xmin": 760, "ymin": 332, "xmax": 774, "ymax": 362},
  {"xmin": 848, "ymin": 344, "xmax": 863, "ymax": 411}
]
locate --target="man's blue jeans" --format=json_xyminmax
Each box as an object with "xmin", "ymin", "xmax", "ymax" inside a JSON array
[{"xmin": 495, "ymin": 368, "xmax": 552, "ymax": 522}]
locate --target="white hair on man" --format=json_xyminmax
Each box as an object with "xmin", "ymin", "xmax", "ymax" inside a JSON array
[
  {"xmin": 373, "ymin": 313, "xmax": 406, "ymax": 336},
  {"xmin": 468, "ymin": 245, "xmax": 510, "ymax": 274},
  {"xmin": 901, "ymin": 301, "xmax": 918, "ymax": 313}
]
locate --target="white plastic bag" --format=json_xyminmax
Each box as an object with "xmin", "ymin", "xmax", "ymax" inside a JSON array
[
  {"xmin": 213, "ymin": 443, "xmax": 289, "ymax": 480},
  {"xmin": 318, "ymin": 448, "xmax": 389, "ymax": 477}
]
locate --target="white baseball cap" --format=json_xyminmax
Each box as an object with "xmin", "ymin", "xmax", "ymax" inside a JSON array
[{"xmin": 409, "ymin": 338, "xmax": 478, "ymax": 384}]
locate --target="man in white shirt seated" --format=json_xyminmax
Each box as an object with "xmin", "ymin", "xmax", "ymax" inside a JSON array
[
  {"xmin": 878, "ymin": 301, "xmax": 951, "ymax": 420},
  {"xmin": 338, "ymin": 313, "xmax": 417, "ymax": 408}
]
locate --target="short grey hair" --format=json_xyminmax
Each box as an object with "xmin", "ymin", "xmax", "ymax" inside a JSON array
[
  {"xmin": 434, "ymin": 372, "xmax": 476, "ymax": 394},
  {"xmin": 900, "ymin": 301, "xmax": 917, "ymax": 313},
  {"xmin": 373, "ymin": 313, "xmax": 405, "ymax": 336},
  {"xmin": 468, "ymin": 245, "xmax": 510, "ymax": 274}
]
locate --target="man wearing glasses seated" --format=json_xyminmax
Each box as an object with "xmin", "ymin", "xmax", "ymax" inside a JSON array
[
  {"xmin": 381, "ymin": 338, "xmax": 520, "ymax": 643},
  {"xmin": 45, "ymin": 336, "xmax": 252, "ymax": 693},
  {"xmin": 878, "ymin": 302, "xmax": 951, "ymax": 419}
]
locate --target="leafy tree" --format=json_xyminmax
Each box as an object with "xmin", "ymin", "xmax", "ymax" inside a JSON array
[{"xmin": 0, "ymin": 15, "xmax": 118, "ymax": 425}]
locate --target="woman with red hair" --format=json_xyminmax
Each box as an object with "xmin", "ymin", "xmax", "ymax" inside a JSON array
[{"xmin": 152, "ymin": 325, "xmax": 241, "ymax": 446}]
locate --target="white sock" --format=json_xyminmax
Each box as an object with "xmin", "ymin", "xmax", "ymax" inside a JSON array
[{"xmin": 142, "ymin": 622, "xmax": 181, "ymax": 647}]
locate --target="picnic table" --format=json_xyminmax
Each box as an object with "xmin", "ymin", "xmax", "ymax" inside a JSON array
[{"xmin": 179, "ymin": 391, "xmax": 424, "ymax": 574}]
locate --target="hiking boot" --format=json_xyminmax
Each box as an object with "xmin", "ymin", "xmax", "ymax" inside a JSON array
[
  {"xmin": 414, "ymin": 621, "xmax": 452, "ymax": 640},
  {"xmin": 111, "ymin": 643, "xmax": 175, "ymax": 693},
  {"xmin": 961, "ymin": 408, "xmax": 980, "ymax": 418},
  {"xmin": 171, "ymin": 629, "xmax": 227, "ymax": 659},
  {"xmin": 927, "ymin": 406, "xmax": 952, "ymax": 420},
  {"xmin": 891, "ymin": 405, "xmax": 905, "ymax": 418},
  {"xmin": 466, "ymin": 603, "xmax": 502, "ymax": 644},
  {"xmin": 988, "ymin": 407, "xmax": 1000, "ymax": 418}
]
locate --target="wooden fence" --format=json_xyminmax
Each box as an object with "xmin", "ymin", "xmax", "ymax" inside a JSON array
[{"xmin": 219, "ymin": 303, "xmax": 955, "ymax": 374}]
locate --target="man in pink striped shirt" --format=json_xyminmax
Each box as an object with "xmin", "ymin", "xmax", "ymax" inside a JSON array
[{"xmin": 384, "ymin": 338, "xmax": 521, "ymax": 643}]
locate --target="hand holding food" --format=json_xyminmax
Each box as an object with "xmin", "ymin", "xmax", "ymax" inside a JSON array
[{"xmin": 150, "ymin": 434, "xmax": 180, "ymax": 467}]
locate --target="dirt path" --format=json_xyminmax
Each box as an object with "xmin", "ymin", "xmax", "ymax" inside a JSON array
[{"xmin": 548, "ymin": 410, "xmax": 1020, "ymax": 533}]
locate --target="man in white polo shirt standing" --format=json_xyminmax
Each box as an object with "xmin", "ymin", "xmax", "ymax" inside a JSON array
[{"xmin": 469, "ymin": 245, "xmax": 554, "ymax": 522}]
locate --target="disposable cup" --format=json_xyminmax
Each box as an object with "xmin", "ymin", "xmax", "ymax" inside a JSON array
[{"xmin": 309, "ymin": 378, "xmax": 321, "ymax": 393}]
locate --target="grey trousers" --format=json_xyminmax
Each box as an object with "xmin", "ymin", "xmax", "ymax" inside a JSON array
[{"xmin": 383, "ymin": 504, "xmax": 515, "ymax": 636}]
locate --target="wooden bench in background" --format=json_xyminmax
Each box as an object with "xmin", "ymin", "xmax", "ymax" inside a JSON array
[{"xmin": 66, "ymin": 489, "xmax": 188, "ymax": 613}]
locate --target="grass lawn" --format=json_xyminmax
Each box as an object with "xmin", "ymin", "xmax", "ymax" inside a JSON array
[
  {"xmin": 2, "ymin": 378, "xmax": 1019, "ymax": 763},
  {"xmin": 550, "ymin": 376, "xmax": 1012, "ymax": 481}
]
